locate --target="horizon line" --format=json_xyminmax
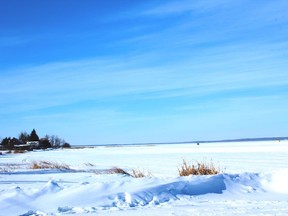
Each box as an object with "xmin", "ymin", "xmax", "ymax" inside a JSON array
[{"xmin": 74, "ymin": 136, "xmax": 288, "ymax": 147}]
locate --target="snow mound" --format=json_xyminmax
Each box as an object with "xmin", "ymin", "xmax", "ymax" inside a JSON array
[
  {"xmin": 224, "ymin": 171, "xmax": 288, "ymax": 195},
  {"xmin": 264, "ymin": 170, "xmax": 288, "ymax": 194},
  {"xmin": 32, "ymin": 180, "xmax": 63, "ymax": 198},
  {"xmin": 19, "ymin": 210, "xmax": 48, "ymax": 216}
]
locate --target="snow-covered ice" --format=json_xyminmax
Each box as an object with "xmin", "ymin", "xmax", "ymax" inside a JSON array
[{"xmin": 0, "ymin": 141, "xmax": 288, "ymax": 215}]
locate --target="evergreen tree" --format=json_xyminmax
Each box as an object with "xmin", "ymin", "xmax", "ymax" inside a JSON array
[
  {"xmin": 29, "ymin": 129, "xmax": 39, "ymax": 141},
  {"xmin": 18, "ymin": 131, "xmax": 29, "ymax": 143},
  {"xmin": 1, "ymin": 137, "xmax": 9, "ymax": 149},
  {"xmin": 1, "ymin": 137, "xmax": 17, "ymax": 150}
]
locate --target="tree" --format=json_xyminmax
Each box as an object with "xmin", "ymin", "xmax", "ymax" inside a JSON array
[
  {"xmin": 29, "ymin": 129, "xmax": 39, "ymax": 141},
  {"xmin": 62, "ymin": 142, "xmax": 71, "ymax": 148},
  {"xmin": 1, "ymin": 137, "xmax": 10, "ymax": 149},
  {"xmin": 45, "ymin": 134, "xmax": 66, "ymax": 148},
  {"xmin": 39, "ymin": 138, "xmax": 52, "ymax": 149},
  {"xmin": 18, "ymin": 131, "xmax": 29, "ymax": 143},
  {"xmin": 1, "ymin": 137, "xmax": 20, "ymax": 150}
]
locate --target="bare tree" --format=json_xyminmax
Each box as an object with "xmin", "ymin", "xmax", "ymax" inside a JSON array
[{"xmin": 47, "ymin": 135, "xmax": 66, "ymax": 148}]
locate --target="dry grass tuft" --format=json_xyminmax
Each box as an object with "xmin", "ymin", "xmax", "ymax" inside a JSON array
[
  {"xmin": 0, "ymin": 167, "xmax": 8, "ymax": 172},
  {"xmin": 30, "ymin": 161, "xmax": 71, "ymax": 170},
  {"xmin": 0, "ymin": 163, "xmax": 22, "ymax": 172},
  {"xmin": 106, "ymin": 167, "xmax": 150, "ymax": 178},
  {"xmin": 131, "ymin": 168, "xmax": 151, "ymax": 178},
  {"xmin": 84, "ymin": 162, "xmax": 96, "ymax": 167},
  {"xmin": 13, "ymin": 150, "xmax": 27, "ymax": 154},
  {"xmin": 107, "ymin": 167, "xmax": 131, "ymax": 176},
  {"xmin": 178, "ymin": 159, "xmax": 221, "ymax": 176}
]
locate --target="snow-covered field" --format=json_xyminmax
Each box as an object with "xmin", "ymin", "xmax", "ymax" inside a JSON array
[{"xmin": 1, "ymin": 141, "xmax": 288, "ymax": 216}]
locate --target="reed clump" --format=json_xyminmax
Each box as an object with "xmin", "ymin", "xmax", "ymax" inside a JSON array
[
  {"xmin": 107, "ymin": 167, "xmax": 150, "ymax": 178},
  {"xmin": 178, "ymin": 159, "xmax": 221, "ymax": 176},
  {"xmin": 30, "ymin": 161, "xmax": 71, "ymax": 170}
]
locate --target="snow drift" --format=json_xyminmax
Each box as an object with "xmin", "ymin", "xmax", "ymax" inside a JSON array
[{"xmin": 1, "ymin": 171, "xmax": 288, "ymax": 215}]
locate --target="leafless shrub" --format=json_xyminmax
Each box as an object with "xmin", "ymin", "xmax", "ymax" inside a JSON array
[{"xmin": 178, "ymin": 159, "xmax": 221, "ymax": 176}]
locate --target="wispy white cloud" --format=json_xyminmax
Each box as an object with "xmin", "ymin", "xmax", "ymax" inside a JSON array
[
  {"xmin": 1, "ymin": 45, "xmax": 287, "ymax": 115},
  {"xmin": 143, "ymin": 0, "xmax": 288, "ymax": 24},
  {"xmin": 143, "ymin": 0, "xmax": 233, "ymax": 16}
]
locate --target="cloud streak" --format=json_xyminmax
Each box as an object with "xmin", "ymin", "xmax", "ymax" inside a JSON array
[{"xmin": 1, "ymin": 47, "xmax": 287, "ymax": 114}]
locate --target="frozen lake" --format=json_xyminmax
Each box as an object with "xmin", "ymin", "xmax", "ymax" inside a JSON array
[{"xmin": 1, "ymin": 140, "xmax": 288, "ymax": 215}]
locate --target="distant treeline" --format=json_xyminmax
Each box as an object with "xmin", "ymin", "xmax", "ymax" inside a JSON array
[{"xmin": 0, "ymin": 129, "xmax": 71, "ymax": 151}]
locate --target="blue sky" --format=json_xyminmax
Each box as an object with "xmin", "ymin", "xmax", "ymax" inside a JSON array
[{"xmin": 1, "ymin": 0, "xmax": 288, "ymax": 145}]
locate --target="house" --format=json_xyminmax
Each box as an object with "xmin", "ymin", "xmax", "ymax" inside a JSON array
[
  {"xmin": 26, "ymin": 141, "xmax": 40, "ymax": 148},
  {"xmin": 14, "ymin": 141, "xmax": 40, "ymax": 150}
]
